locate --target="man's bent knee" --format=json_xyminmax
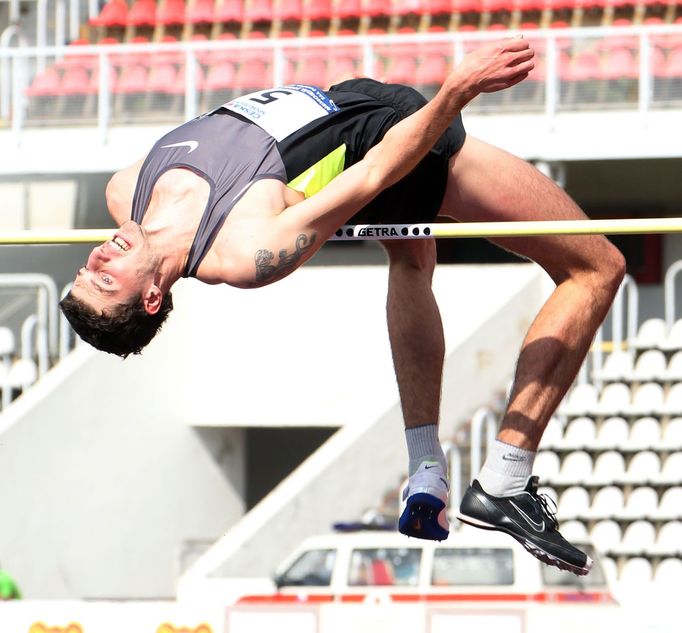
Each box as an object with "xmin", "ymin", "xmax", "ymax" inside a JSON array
[{"xmin": 382, "ymin": 239, "xmax": 437, "ymax": 276}]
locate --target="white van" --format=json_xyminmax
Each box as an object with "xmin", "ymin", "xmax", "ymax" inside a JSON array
[{"xmin": 237, "ymin": 524, "xmax": 613, "ymax": 606}]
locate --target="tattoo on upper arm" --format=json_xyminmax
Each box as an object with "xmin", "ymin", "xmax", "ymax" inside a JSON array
[{"xmin": 254, "ymin": 233, "xmax": 317, "ymax": 284}]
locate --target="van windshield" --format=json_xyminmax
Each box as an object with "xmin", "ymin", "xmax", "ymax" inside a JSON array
[
  {"xmin": 277, "ymin": 549, "xmax": 336, "ymax": 587},
  {"xmin": 348, "ymin": 548, "xmax": 422, "ymax": 586},
  {"xmin": 432, "ymin": 548, "xmax": 514, "ymax": 586}
]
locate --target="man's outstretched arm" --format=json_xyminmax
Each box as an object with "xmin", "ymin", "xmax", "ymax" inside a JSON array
[{"xmin": 239, "ymin": 37, "xmax": 534, "ymax": 286}]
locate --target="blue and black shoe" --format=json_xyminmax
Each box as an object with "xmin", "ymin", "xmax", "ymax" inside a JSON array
[{"xmin": 399, "ymin": 461, "xmax": 450, "ymax": 541}]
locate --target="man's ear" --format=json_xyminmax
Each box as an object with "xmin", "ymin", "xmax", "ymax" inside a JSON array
[{"xmin": 143, "ymin": 284, "xmax": 163, "ymax": 315}]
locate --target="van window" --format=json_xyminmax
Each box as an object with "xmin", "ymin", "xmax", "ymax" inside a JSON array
[
  {"xmin": 348, "ymin": 548, "xmax": 421, "ymax": 586},
  {"xmin": 432, "ymin": 548, "xmax": 514, "ymax": 586},
  {"xmin": 277, "ymin": 549, "xmax": 336, "ymax": 586}
]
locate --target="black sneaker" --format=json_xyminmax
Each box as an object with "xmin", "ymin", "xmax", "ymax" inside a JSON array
[{"xmin": 457, "ymin": 476, "xmax": 593, "ymax": 576}]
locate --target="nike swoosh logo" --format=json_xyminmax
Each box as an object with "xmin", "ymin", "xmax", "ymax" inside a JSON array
[
  {"xmin": 161, "ymin": 140, "xmax": 199, "ymax": 153},
  {"xmin": 424, "ymin": 464, "xmax": 438, "ymax": 469},
  {"xmin": 502, "ymin": 454, "xmax": 525, "ymax": 462},
  {"xmin": 510, "ymin": 500, "xmax": 545, "ymax": 532}
]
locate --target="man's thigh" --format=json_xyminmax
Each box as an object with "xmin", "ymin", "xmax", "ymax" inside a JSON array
[{"xmin": 439, "ymin": 135, "xmax": 611, "ymax": 280}]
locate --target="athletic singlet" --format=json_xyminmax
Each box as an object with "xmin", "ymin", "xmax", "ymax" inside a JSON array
[{"xmin": 130, "ymin": 81, "xmax": 465, "ymax": 278}]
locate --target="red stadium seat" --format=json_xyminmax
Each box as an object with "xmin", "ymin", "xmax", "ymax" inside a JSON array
[
  {"xmin": 275, "ymin": 0, "xmax": 303, "ymax": 20},
  {"xmin": 303, "ymin": 0, "xmax": 334, "ymax": 20},
  {"xmin": 294, "ymin": 57, "xmax": 327, "ymax": 84},
  {"xmin": 562, "ymin": 50, "xmax": 600, "ymax": 81},
  {"xmin": 393, "ymin": 0, "xmax": 426, "ymax": 16},
  {"xmin": 60, "ymin": 65, "xmax": 91, "ymax": 95},
  {"xmin": 214, "ymin": 0, "xmax": 244, "ymax": 22},
  {"xmin": 234, "ymin": 58, "xmax": 271, "ymax": 89},
  {"xmin": 90, "ymin": 0, "xmax": 128, "ymax": 27},
  {"xmin": 204, "ymin": 60, "xmax": 238, "ymax": 89},
  {"xmin": 416, "ymin": 53, "xmax": 449, "ymax": 85},
  {"xmin": 365, "ymin": 0, "xmax": 393, "ymax": 16},
  {"xmin": 187, "ymin": 0, "xmax": 216, "ymax": 22},
  {"xmin": 157, "ymin": 0, "xmax": 186, "ymax": 25},
  {"xmin": 384, "ymin": 56, "xmax": 417, "ymax": 83},
  {"xmin": 245, "ymin": 0, "xmax": 274, "ymax": 22},
  {"xmin": 423, "ymin": 0, "xmax": 453, "ymax": 15},
  {"xmin": 127, "ymin": 0, "xmax": 157, "ymax": 26},
  {"xmin": 333, "ymin": 0, "xmax": 363, "ymax": 18},
  {"xmin": 665, "ymin": 47, "xmax": 682, "ymax": 78},
  {"xmin": 601, "ymin": 48, "xmax": 637, "ymax": 80},
  {"xmin": 452, "ymin": 0, "xmax": 483, "ymax": 13},
  {"xmin": 482, "ymin": 0, "xmax": 513, "ymax": 12},
  {"xmin": 146, "ymin": 63, "xmax": 179, "ymax": 92},
  {"xmin": 116, "ymin": 64, "xmax": 148, "ymax": 93},
  {"xmin": 25, "ymin": 67, "xmax": 62, "ymax": 96}
]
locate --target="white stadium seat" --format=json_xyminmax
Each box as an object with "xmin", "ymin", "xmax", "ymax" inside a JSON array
[
  {"xmin": 560, "ymin": 383, "xmax": 599, "ymax": 417},
  {"xmin": 535, "ymin": 451, "xmax": 561, "ymax": 484},
  {"xmin": 588, "ymin": 451, "xmax": 626, "ymax": 486},
  {"xmin": 590, "ymin": 519, "xmax": 622, "ymax": 552},
  {"xmin": 660, "ymin": 318, "xmax": 682, "ymax": 352},
  {"xmin": 662, "ymin": 383, "xmax": 682, "ymax": 416},
  {"xmin": 593, "ymin": 382, "xmax": 631, "ymax": 417},
  {"xmin": 632, "ymin": 318, "xmax": 666, "ymax": 350},
  {"xmin": 659, "ymin": 418, "xmax": 682, "ymax": 450},
  {"xmin": 622, "ymin": 417, "xmax": 661, "ymax": 450},
  {"xmin": 553, "ymin": 450, "xmax": 593, "ymax": 486},
  {"xmin": 556, "ymin": 486, "xmax": 591, "ymax": 521},
  {"xmin": 622, "ymin": 451, "xmax": 661, "ymax": 485},
  {"xmin": 654, "ymin": 451, "xmax": 682, "ymax": 485},
  {"xmin": 560, "ymin": 416, "xmax": 596, "ymax": 450},
  {"xmin": 617, "ymin": 486, "xmax": 658, "ymax": 520},
  {"xmin": 593, "ymin": 416, "xmax": 630, "ymax": 450},
  {"xmin": 538, "ymin": 417, "xmax": 564, "ymax": 450},
  {"xmin": 593, "ymin": 351, "xmax": 633, "ymax": 383},
  {"xmin": 649, "ymin": 521, "xmax": 682, "ymax": 556},
  {"xmin": 615, "ymin": 520, "xmax": 656, "ymax": 555},
  {"xmin": 587, "ymin": 485, "xmax": 624, "ymax": 520},
  {"xmin": 653, "ymin": 558, "xmax": 682, "ymax": 587},
  {"xmin": 631, "ymin": 349, "xmax": 667, "ymax": 382},
  {"xmin": 625, "ymin": 382, "xmax": 664, "ymax": 417},
  {"xmin": 651, "ymin": 486, "xmax": 682, "ymax": 520},
  {"xmin": 618, "ymin": 558, "xmax": 654, "ymax": 602},
  {"xmin": 559, "ymin": 520, "xmax": 589, "ymax": 542},
  {"xmin": 663, "ymin": 351, "xmax": 682, "ymax": 382}
]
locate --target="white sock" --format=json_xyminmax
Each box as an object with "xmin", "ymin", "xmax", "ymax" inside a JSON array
[
  {"xmin": 476, "ymin": 439, "xmax": 535, "ymax": 496},
  {"xmin": 405, "ymin": 424, "xmax": 447, "ymax": 475}
]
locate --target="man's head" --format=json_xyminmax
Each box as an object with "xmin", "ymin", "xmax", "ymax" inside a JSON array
[{"xmin": 60, "ymin": 221, "xmax": 174, "ymax": 358}]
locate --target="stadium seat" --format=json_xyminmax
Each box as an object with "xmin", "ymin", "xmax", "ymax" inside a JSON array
[
  {"xmin": 187, "ymin": 0, "xmax": 216, "ymax": 23},
  {"xmin": 589, "ymin": 519, "xmax": 622, "ymax": 552},
  {"xmin": 90, "ymin": 0, "xmax": 128, "ymax": 27},
  {"xmin": 632, "ymin": 318, "xmax": 666, "ymax": 350},
  {"xmin": 662, "ymin": 383, "xmax": 682, "ymax": 416},
  {"xmin": 333, "ymin": 0, "xmax": 364, "ymax": 19},
  {"xmin": 246, "ymin": 0, "xmax": 274, "ymax": 22},
  {"xmin": 384, "ymin": 56, "xmax": 418, "ymax": 84},
  {"xmin": 594, "ymin": 382, "xmax": 631, "ymax": 417},
  {"xmin": 25, "ymin": 67, "xmax": 62, "ymax": 97},
  {"xmin": 631, "ymin": 350, "xmax": 667, "ymax": 382},
  {"xmin": 559, "ymin": 520, "xmax": 589, "ymax": 541},
  {"xmin": 654, "ymin": 451, "xmax": 682, "ymax": 485},
  {"xmin": 60, "ymin": 65, "xmax": 91, "ymax": 95},
  {"xmin": 535, "ymin": 450, "xmax": 561, "ymax": 483},
  {"xmin": 559, "ymin": 383, "xmax": 599, "ymax": 417},
  {"xmin": 203, "ymin": 60, "xmax": 237, "ymax": 92},
  {"xmin": 556, "ymin": 486, "xmax": 591, "ymax": 520},
  {"xmin": 561, "ymin": 416, "xmax": 597, "ymax": 449},
  {"xmin": 115, "ymin": 64, "xmax": 148, "ymax": 94},
  {"xmin": 157, "ymin": 0, "xmax": 186, "ymax": 25},
  {"xmin": 365, "ymin": 0, "xmax": 394, "ymax": 16},
  {"xmin": 303, "ymin": 0, "xmax": 334, "ymax": 20},
  {"xmin": 626, "ymin": 383, "xmax": 664, "ymax": 417},
  {"xmin": 275, "ymin": 0, "xmax": 303, "ymax": 21},
  {"xmin": 623, "ymin": 417, "xmax": 660, "ymax": 450},
  {"xmin": 593, "ymin": 416, "xmax": 629, "ymax": 449},
  {"xmin": 214, "ymin": 0, "xmax": 244, "ymax": 22},
  {"xmin": 127, "ymin": 0, "xmax": 157, "ymax": 26},
  {"xmin": 653, "ymin": 558, "xmax": 682, "ymax": 587},
  {"xmin": 617, "ymin": 486, "xmax": 659, "ymax": 520},
  {"xmin": 393, "ymin": 0, "xmax": 427, "ymax": 16},
  {"xmin": 651, "ymin": 486, "xmax": 682, "ymax": 520},
  {"xmin": 618, "ymin": 557, "xmax": 654, "ymax": 590},
  {"xmin": 234, "ymin": 58, "xmax": 271, "ymax": 90},
  {"xmin": 593, "ymin": 350, "xmax": 634, "ymax": 383},
  {"xmin": 649, "ymin": 521, "xmax": 682, "ymax": 556},
  {"xmin": 586, "ymin": 485, "xmax": 624, "ymax": 519},
  {"xmin": 658, "ymin": 417, "xmax": 682, "ymax": 450},
  {"xmin": 588, "ymin": 450, "xmax": 626, "ymax": 485},
  {"xmin": 622, "ymin": 450, "xmax": 661, "ymax": 485},
  {"xmin": 293, "ymin": 57, "xmax": 328, "ymax": 85},
  {"xmin": 615, "ymin": 520, "xmax": 656, "ymax": 554},
  {"xmin": 663, "ymin": 351, "xmax": 682, "ymax": 382},
  {"xmin": 553, "ymin": 450, "xmax": 593, "ymax": 486},
  {"xmin": 423, "ymin": 0, "xmax": 454, "ymax": 16},
  {"xmin": 661, "ymin": 318, "xmax": 682, "ymax": 351},
  {"xmin": 538, "ymin": 417, "xmax": 564, "ymax": 449}
]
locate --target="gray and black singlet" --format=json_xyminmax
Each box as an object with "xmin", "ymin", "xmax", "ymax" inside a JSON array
[{"xmin": 130, "ymin": 79, "xmax": 466, "ymax": 278}]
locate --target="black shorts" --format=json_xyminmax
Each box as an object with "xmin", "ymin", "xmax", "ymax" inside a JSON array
[{"xmin": 327, "ymin": 78, "xmax": 466, "ymax": 225}]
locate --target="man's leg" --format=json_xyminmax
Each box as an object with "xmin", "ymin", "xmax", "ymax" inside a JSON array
[
  {"xmin": 439, "ymin": 136, "xmax": 626, "ymax": 574},
  {"xmin": 381, "ymin": 238, "xmax": 450, "ymax": 541}
]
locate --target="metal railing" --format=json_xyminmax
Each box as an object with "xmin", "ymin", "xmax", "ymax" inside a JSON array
[{"xmin": 1, "ymin": 25, "xmax": 681, "ymax": 142}]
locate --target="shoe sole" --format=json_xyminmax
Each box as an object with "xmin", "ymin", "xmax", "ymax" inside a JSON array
[
  {"xmin": 456, "ymin": 512, "xmax": 593, "ymax": 577},
  {"xmin": 399, "ymin": 492, "xmax": 449, "ymax": 541}
]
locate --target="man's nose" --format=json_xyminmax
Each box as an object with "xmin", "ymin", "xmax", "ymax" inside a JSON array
[{"xmin": 87, "ymin": 244, "xmax": 108, "ymax": 268}]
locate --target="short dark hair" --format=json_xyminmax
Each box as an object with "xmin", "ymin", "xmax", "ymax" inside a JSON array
[{"xmin": 59, "ymin": 291, "xmax": 174, "ymax": 358}]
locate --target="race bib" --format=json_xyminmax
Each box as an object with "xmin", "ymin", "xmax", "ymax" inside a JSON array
[{"xmin": 222, "ymin": 84, "xmax": 339, "ymax": 141}]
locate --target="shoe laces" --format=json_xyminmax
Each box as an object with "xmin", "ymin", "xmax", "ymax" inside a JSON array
[{"xmin": 528, "ymin": 476, "xmax": 559, "ymax": 531}]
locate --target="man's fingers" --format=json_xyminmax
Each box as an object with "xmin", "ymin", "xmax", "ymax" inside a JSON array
[{"xmin": 501, "ymin": 36, "xmax": 531, "ymax": 52}]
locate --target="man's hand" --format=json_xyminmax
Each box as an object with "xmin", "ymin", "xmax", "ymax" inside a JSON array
[{"xmin": 448, "ymin": 37, "xmax": 536, "ymax": 100}]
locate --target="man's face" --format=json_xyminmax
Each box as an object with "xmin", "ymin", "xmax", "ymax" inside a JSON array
[{"xmin": 70, "ymin": 221, "xmax": 157, "ymax": 313}]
